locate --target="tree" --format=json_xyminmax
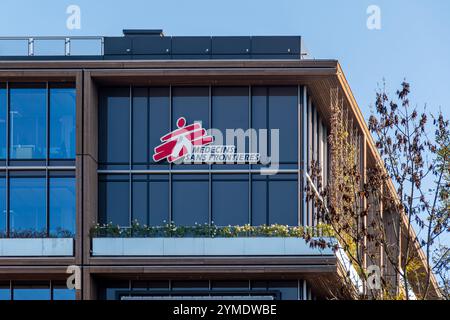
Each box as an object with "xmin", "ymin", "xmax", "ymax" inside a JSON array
[{"xmin": 306, "ymin": 81, "xmax": 449, "ymax": 299}]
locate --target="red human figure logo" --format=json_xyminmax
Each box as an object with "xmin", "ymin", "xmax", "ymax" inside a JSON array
[{"xmin": 152, "ymin": 117, "xmax": 213, "ymax": 163}]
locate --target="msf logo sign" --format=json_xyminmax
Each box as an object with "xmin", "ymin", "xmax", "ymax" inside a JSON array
[
  {"xmin": 152, "ymin": 116, "xmax": 279, "ymax": 174},
  {"xmin": 153, "ymin": 117, "xmax": 213, "ymax": 164}
]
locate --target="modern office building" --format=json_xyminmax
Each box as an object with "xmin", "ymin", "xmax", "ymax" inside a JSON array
[{"xmin": 0, "ymin": 30, "xmax": 441, "ymax": 300}]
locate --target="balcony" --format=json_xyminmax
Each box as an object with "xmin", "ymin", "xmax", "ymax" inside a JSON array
[
  {"xmin": 0, "ymin": 238, "xmax": 73, "ymax": 257},
  {"xmin": 92, "ymin": 237, "xmax": 334, "ymax": 257}
]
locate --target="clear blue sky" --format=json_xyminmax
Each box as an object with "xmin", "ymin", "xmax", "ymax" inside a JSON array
[{"xmin": 0, "ymin": 0, "xmax": 449, "ymax": 120}]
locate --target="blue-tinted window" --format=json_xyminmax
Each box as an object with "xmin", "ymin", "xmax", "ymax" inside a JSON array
[
  {"xmin": 99, "ymin": 174, "xmax": 129, "ymax": 226},
  {"xmin": 211, "ymin": 281, "xmax": 249, "ymax": 291},
  {"xmin": 212, "ymin": 174, "xmax": 248, "ymax": 226},
  {"xmin": 49, "ymin": 87, "xmax": 76, "ymax": 159},
  {"xmin": 252, "ymin": 174, "xmax": 298, "ymax": 226},
  {"xmin": 53, "ymin": 286, "xmax": 76, "ymax": 300},
  {"xmin": 132, "ymin": 175, "xmax": 169, "ymax": 225},
  {"xmin": 268, "ymin": 175, "xmax": 298, "ymax": 225},
  {"xmin": 13, "ymin": 283, "xmax": 50, "ymax": 300},
  {"xmin": 268, "ymin": 281, "xmax": 298, "ymax": 300},
  {"xmin": 9, "ymin": 85, "xmax": 47, "ymax": 159},
  {"xmin": 149, "ymin": 88, "xmax": 170, "ymax": 165},
  {"xmin": 0, "ymin": 86, "xmax": 6, "ymax": 159},
  {"xmin": 171, "ymin": 281, "xmax": 209, "ymax": 291},
  {"xmin": 49, "ymin": 176, "xmax": 76, "ymax": 237},
  {"xmin": 252, "ymin": 87, "xmax": 298, "ymax": 166},
  {"xmin": 251, "ymin": 175, "xmax": 267, "ymax": 226},
  {"xmin": 132, "ymin": 88, "xmax": 148, "ymax": 165},
  {"xmin": 132, "ymin": 87, "xmax": 170, "ymax": 167},
  {"xmin": 212, "ymin": 86, "xmax": 249, "ymax": 146},
  {"xmin": 268, "ymin": 87, "xmax": 298, "ymax": 164},
  {"xmin": 0, "ymin": 176, "xmax": 5, "ymax": 236},
  {"xmin": 172, "ymin": 174, "xmax": 208, "ymax": 225},
  {"xmin": 0, "ymin": 283, "xmax": 9, "ymax": 300},
  {"xmin": 9, "ymin": 175, "xmax": 46, "ymax": 236},
  {"xmin": 99, "ymin": 88, "xmax": 130, "ymax": 168},
  {"xmin": 172, "ymin": 87, "xmax": 209, "ymax": 128}
]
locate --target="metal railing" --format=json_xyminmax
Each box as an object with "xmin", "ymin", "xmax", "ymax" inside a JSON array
[{"xmin": 0, "ymin": 36, "xmax": 104, "ymax": 56}]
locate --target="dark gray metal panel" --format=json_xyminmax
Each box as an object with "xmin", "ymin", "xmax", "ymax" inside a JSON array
[
  {"xmin": 171, "ymin": 54, "xmax": 212, "ymax": 60},
  {"xmin": 103, "ymin": 55, "xmax": 132, "ymax": 60},
  {"xmin": 131, "ymin": 54, "xmax": 172, "ymax": 60},
  {"xmin": 251, "ymin": 54, "xmax": 300, "ymax": 59},
  {"xmin": 211, "ymin": 54, "xmax": 251, "ymax": 59},
  {"xmin": 123, "ymin": 29, "xmax": 163, "ymax": 36},
  {"xmin": 211, "ymin": 37, "xmax": 251, "ymax": 54},
  {"xmin": 251, "ymin": 36, "xmax": 301, "ymax": 54},
  {"xmin": 104, "ymin": 37, "xmax": 132, "ymax": 55},
  {"xmin": 172, "ymin": 37, "xmax": 211, "ymax": 55},
  {"xmin": 131, "ymin": 36, "xmax": 171, "ymax": 55}
]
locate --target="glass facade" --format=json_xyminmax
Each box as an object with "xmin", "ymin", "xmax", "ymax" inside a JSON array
[
  {"xmin": 0, "ymin": 281, "xmax": 75, "ymax": 300},
  {"xmin": 9, "ymin": 84, "xmax": 47, "ymax": 160},
  {"xmin": 0, "ymin": 82, "xmax": 76, "ymax": 238},
  {"xmin": 97, "ymin": 279, "xmax": 306, "ymax": 300},
  {"xmin": 98, "ymin": 86, "xmax": 303, "ymax": 227}
]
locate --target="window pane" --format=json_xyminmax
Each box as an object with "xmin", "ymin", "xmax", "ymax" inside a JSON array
[
  {"xmin": 13, "ymin": 283, "xmax": 50, "ymax": 300},
  {"xmin": 149, "ymin": 87, "xmax": 170, "ymax": 165},
  {"xmin": 148, "ymin": 176, "xmax": 169, "ymax": 225},
  {"xmin": 268, "ymin": 87, "xmax": 298, "ymax": 164},
  {"xmin": 0, "ymin": 283, "xmax": 10, "ymax": 300},
  {"xmin": 97, "ymin": 280, "xmax": 129, "ymax": 300},
  {"xmin": 251, "ymin": 175, "xmax": 267, "ymax": 226},
  {"xmin": 212, "ymin": 86, "xmax": 249, "ymax": 146},
  {"xmin": 53, "ymin": 285, "xmax": 76, "ymax": 300},
  {"xmin": 98, "ymin": 88, "xmax": 130, "ymax": 167},
  {"xmin": 252, "ymin": 87, "xmax": 298, "ymax": 166},
  {"xmin": 49, "ymin": 177, "xmax": 75, "ymax": 237},
  {"xmin": 0, "ymin": 86, "xmax": 6, "ymax": 159},
  {"xmin": 0, "ymin": 177, "xmax": 5, "ymax": 236},
  {"xmin": 172, "ymin": 174, "xmax": 208, "ymax": 225},
  {"xmin": 211, "ymin": 281, "xmax": 249, "ymax": 291},
  {"xmin": 212, "ymin": 174, "xmax": 248, "ymax": 226},
  {"xmin": 10, "ymin": 176, "xmax": 46, "ymax": 236},
  {"xmin": 132, "ymin": 87, "xmax": 170, "ymax": 167},
  {"xmin": 132, "ymin": 88, "xmax": 148, "ymax": 165},
  {"xmin": 132, "ymin": 175, "xmax": 169, "ymax": 225},
  {"xmin": 268, "ymin": 175, "xmax": 298, "ymax": 225},
  {"xmin": 171, "ymin": 281, "xmax": 209, "ymax": 291},
  {"xmin": 99, "ymin": 175, "xmax": 129, "ymax": 226},
  {"xmin": 10, "ymin": 86, "xmax": 47, "ymax": 159},
  {"xmin": 49, "ymin": 87, "xmax": 76, "ymax": 159},
  {"xmin": 252, "ymin": 174, "xmax": 298, "ymax": 226},
  {"xmin": 172, "ymin": 87, "xmax": 209, "ymax": 128},
  {"xmin": 268, "ymin": 281, "xmax": 298, "ymax": 300}
]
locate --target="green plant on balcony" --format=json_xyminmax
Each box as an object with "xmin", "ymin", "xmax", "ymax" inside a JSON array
[{"xmin": 90, "ymin": 220, "xmax": 335, "ymax": 239}]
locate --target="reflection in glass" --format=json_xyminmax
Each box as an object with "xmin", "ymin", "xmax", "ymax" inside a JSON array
[
  {"xmin": 252, "ymin": 174, "xmax": 298, "ymax": 226},
  {"xmin": 0, "ymin": 177, "xmax": 5, "ymax": 236},
  {"xmin": 172, "ymin": 175, "xmax": 208, "ymax": 225},
  {"xmin": 49, "ymin": 177, "xmax": 76, "ymax": 237},
  {"xmin": 98, "ymin": 88, "xmax": 130, "ymax": 167},
  {"xmin": 50, "ymin": 87, "xmax": 76, "ymax": 159},
  {"xmin": 99, "ymin": 175, "xmax": 129, "ymax": 226},
  {"xmin": 132, "ymin": 87, "xmax": 170, "ymax": 166},
  {"xmin": 9, "ymin": 176, "xmax": 46, "ymax": 236},
  {"xmin": 212, "ymin": 174, "xmax": 248, "ymax": 226},
  {"xmin": 9, "ymin": 86, "xmax": 46, "ymax": 159},
  {"xmin": 53, "ymin": 286, "xmax": 76, "ymax": 300},
  {"xmin": 132, "ymin": 175, "xmax": 169, "ymax": 226},
  {"xmin": 13, "ymin": 283, "xmax": 50, "ymax": 300},
  {"xmin": 0, "ymin": 86, "xmax": 6, "ymax": 159},
  {"xmin": 0, "ymin": 283, "xmax": 9, "ymax": 300}
]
